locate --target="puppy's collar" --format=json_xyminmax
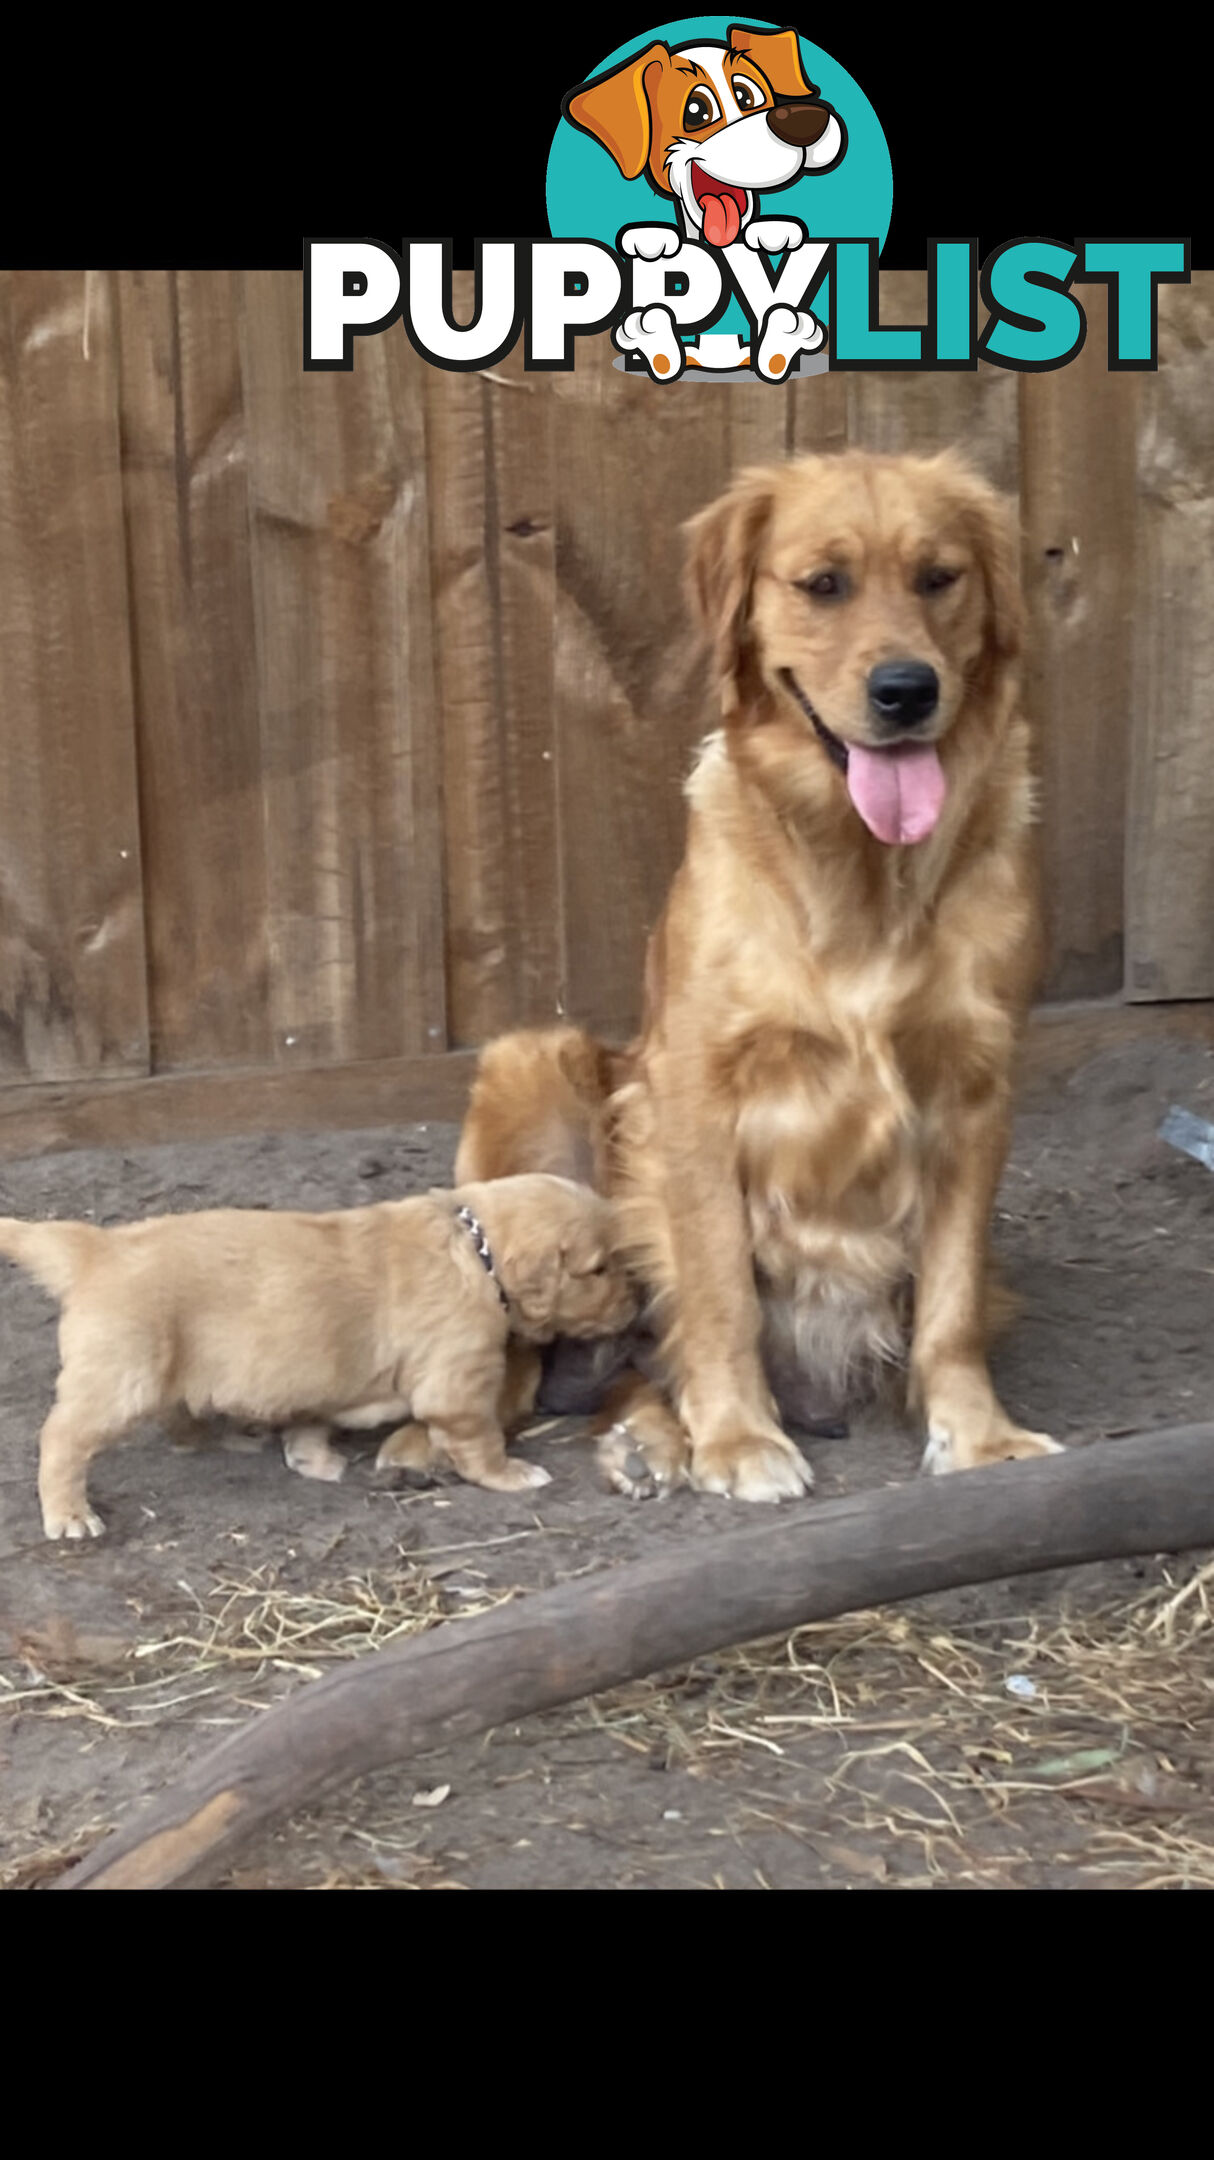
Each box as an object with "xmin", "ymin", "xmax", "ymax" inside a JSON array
[{"xmin": 454, "ymin": 1205, "xmax": 510, "ymax": 1313}]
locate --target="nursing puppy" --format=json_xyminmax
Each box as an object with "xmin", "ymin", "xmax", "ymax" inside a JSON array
[
  {"xmin": 458, "ymin": 448, "xmax": 1061, "ymax": 1502},
  {"xmin": 0, "ymin": 1175, "xmax": 634, "ymax": 1540}
]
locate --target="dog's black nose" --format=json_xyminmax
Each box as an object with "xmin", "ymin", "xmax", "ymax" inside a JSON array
[
  {"xmin": 767, "ymin": 96, "xmax": 833, "ymax": 148},
  {"xmin": 867, "ymin": 661, "xmax": 939, "ymax": 728}
]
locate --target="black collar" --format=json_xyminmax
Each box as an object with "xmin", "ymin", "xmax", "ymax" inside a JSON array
[{"xmin": 454, "ymin": 1205, "xmax": 510, "ymax": 1312}]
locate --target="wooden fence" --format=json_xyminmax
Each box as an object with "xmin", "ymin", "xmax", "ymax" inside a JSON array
[{"xmin": 1, "ymin": 268, "xmax": 1212, "ymax": 1134}]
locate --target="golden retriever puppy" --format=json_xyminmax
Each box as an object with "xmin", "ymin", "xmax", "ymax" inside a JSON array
[
  {"xmin": 457, "ymin": 448, "xmax": 1061, "ymax": 1503},
  {"xmin": 0, "ymin": 1174, "xmax": 635, "ymax": 1540}
]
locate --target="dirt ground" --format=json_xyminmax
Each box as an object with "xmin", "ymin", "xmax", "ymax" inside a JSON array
[{"xmin": 2, "ymin": 1035, "xmax": 1213, "ymax": 1891}]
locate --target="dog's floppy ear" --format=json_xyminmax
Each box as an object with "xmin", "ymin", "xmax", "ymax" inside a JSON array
[
  {"xmin": 727, "ymin": 24, "xmax": 816, "ymax": 100},
  {"xmin": 683, "ymin": 471, "xmax": 774, "ymax": 715},
  {"xmin": 967, "ymin": 480, "xmax": 1024, "ymax": 663},
  {"xmin": 501, "ymin": 1234, "xmax": 562, "ymax": 1329},
  {"xmin": 563, "ymin": 43, "xmax": 672, "ymax": 180}
]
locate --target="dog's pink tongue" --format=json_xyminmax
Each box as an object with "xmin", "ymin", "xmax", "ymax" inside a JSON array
[
  {"xmin": 846, "ymin": 744, "xmax": 947, "ymax": 845},
  {"xmin": 702, "ymin": 191, "xmax": 741, "ymax": 247}
]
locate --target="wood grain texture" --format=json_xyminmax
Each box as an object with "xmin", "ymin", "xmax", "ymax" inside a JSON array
[
  {"xmin": 845, "ymin": 272, "xmax": 1020, "ymax": 488},
  {"xmin": 0, "ymin": 273, "xmax": 148, "ymax": 1086},
  {"xmin": 551, "ymin": 348, "xmax": 796, "ymax": 1037},
  {"xmin": 116, "ymin": 271, "xmax": 269, "ymax": 1073},
  {"xmin": 1019, "ymin": 285, "xmax": 1139, "ymax": 1000},
  {"xmin": 0, "ymin": 1050, "xmax": 477, "ymax": 1160},
  {"xmin": 1125, "ymin": 279, "xmax": 1214, "ymax": 1000},
  {"xmin": 2, "ymin": 997, "xmax": 1208, "ymax": 1165},
  {"xmin": 426, "ymin": 281, "xmax": 561, "ymax": 1046},
  {"xmin": 56, "ymin": 1422, "xmax": 1214, "ymax": 1889},
  {"xmin": 237, "ymin": 272, "xmax": 446, "ymax": 1068}
]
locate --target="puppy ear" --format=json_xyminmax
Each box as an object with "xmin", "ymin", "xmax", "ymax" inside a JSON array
[
  {"xmin": 504, "ymin": 1242, "xmax": 561, "ymax": 1329},
  {"xmin": 727, "ymin": 25, "xmax": 815, "ymax": 99},
  {"xmin": 683, "ymin": 471, "xmax": 774, "ymax": 714},
  {"xmin": 563, "ymin": 43, "xmax": 671, "ymax": 180}
]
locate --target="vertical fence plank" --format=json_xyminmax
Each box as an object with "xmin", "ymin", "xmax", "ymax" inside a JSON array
[
  {"xmin": 0, "ymin": 272, "xmax": 148, "ymax": 1085},
  {"xmin": 1125, "ymin": 280, "xmax": 1214, "ymax": 1000},
  {"xmin": 551, "ymin": 346, "xmax": 740, "ymax": 1037},
  {"xmin": 237, "ymin": 274, "xmax": 446, "ymax": 1067},
  {"xmin": 116, "ymin": 271, "xmax": 270, "ymax": 1073},
  {"xmin": 843, "ymin": 272, "xmax": 1020, "ymax": 485},
  {"xmin": 426, "ymin": 287, "xmax": 562, "ymax": 1047},
  {"xmin": 1019, "ymin": 287, "xmax": 1139, "ymax": 1000}
]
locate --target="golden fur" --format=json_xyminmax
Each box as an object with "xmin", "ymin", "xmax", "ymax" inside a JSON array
[
  {"xmin": 0, "ymin": 1175, "xmax": 635, "ymax": 1540},
  {"xmin": 457, "ymin": 448, "xmax": 1061, "ymax": 1503}
]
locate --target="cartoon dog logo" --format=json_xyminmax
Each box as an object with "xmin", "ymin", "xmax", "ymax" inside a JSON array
[{"xmin": 563, "ymin": 23, "xmax": 846, "ymax": 378}]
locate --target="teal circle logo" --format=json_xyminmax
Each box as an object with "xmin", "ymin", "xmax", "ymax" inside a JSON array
[{"xmin": 546, "ymin": 16, "xmax": 892, "ymax": 346}]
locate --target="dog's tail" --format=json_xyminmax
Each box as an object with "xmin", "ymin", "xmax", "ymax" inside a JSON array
[{"xmin": 0, "ymin": 1217, "xmax": 103, "ymax": 1299}]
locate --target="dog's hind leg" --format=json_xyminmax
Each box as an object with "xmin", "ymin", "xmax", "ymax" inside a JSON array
[
  {"xmin": 455, "ymin": 1025, "xmax": 617, "ymax": 1187},
  {"xmin": 37, "ymin": 1395, "xmax": 128, "ymax": 1540},
  {"xmin": 499, "ymin": 1342, "xmax": 542, "ymax": 1432}
]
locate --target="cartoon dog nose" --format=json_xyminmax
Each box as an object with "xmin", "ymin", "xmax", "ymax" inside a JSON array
[
  {"xmin": 867, "ymin": 662, "xmax": 940, "ymax": 728},
  {"xmin": 767, "ymin": 97, "xmax": 834, "ymax": 148}
]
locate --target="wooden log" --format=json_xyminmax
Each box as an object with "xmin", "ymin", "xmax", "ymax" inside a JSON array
[{"xmin": 55, "ymin": 1423, "xmax": 1214, "ymax": 1890}]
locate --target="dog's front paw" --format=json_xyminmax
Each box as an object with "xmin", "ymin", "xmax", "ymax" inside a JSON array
[
  {"xmin": 43, "ymin": 1503, "xmax": 105, "ymax": 1541},
  {"xmin": 690, "ymin": 1428, "xmax": 813, "ymax": 1503},
  {"xmin": 282, "ymin": 1426, "xmax": 346, "ymax": 1483},
  {"xmin": 375, "ymin": 1422, "xmax": 438, "ymax": 1475},
  {"xmin": 619, "ymin": 224, "xmax": 680, "ymax": 261},
  {"xmin": 597, "ymin": 1418, "xmax": 690, "ymax": 1501},
  {"xmin": 922, "ymin": 1416, "xmax": 1063, "ymax": 1475},
  {"xmin": 744, "ymin": 217, "xmax": 806, "ymax": 254},
  {"xmin": 614, "ymin": 304, "xmax": 684, "ymax": 381},
  {"xmin": 755, "ymin": 304, "xmax": 824, "ymax": 382},
  {"xmin": 474, "ymin": 1457, "xmax": 552, "ymax": 1493}
]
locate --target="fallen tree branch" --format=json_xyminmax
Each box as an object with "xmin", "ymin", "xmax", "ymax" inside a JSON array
[{"xmin": 55, "ymin": 1423, "xmax": 1214, "ymax": 1889}]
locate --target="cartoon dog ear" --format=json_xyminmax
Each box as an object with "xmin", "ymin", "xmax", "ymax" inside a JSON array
[
  {"xmin": 727, "ymin": 24, "xmax": 816, "ymax": 100},
  {"xmin": 683, "ymin": 471, "xmax": 775, "ymax": 716},
  {"xmin": 563, "ymin": 42, "xmax": 673, "ymax": 180}
]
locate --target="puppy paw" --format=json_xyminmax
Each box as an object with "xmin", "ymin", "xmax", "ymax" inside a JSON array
[
  {"xmin": 755, "ymin": 304, "xmax": 824, "ymax": 382},
  {"xmin": 619, "ymin": 225, "xmax": 681, "ymax": 261},
  {"xmin": 597, "ymin": 1419, "xmax": 690, "ymax": 1501},
  {"xmin": 690, "ymin": 1429, "xmax": 813, "ymax": 1503},
  {"xmin": 43, "ymin": 1504, "xmax": 105, "ymax": 1541},
  {"xmin": 282, "ymin": 1427, "xmax": 347, "ymax": 1483},
  {"xmin": 922, "ymin": 1417, "xmax": 1063, "ymax": 1475},
  {"xmin": 744, "ymin": 217, "xmax": 806, "ymax": 254},
  {"xmin": 473, "ymin": 1457, "xmax": 552, "ymax": 1493},
  {"xmin": 375, "ymin": 1423, "xmax": 438, "ymax": 1475},
  {"xmin": 614, "ymin": 304, "xmax": 685, "ymax": 381}
]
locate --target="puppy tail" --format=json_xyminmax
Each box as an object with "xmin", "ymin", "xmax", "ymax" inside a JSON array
[{"xmin": 0, "ymin": 1216, "xmax": 103, "ymax": 1299}]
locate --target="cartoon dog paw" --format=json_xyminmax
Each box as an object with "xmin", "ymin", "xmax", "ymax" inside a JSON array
[
  {"xmin": 755, "ymin": 304, "xmax": 825, "ymax": 382},
  {"xmin": 618, "ymin": 225, "xmax": 681, "ymax": 262},
  {"xmin": 614, "ymin": 304, "xmax": 685, "ymax": 382},
  {"xmin": 744, "ymin": 217, "xmax": 807, "ymax": 255}
]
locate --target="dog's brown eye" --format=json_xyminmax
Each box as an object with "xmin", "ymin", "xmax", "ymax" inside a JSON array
[
  {"xmin": 683, "ymin": 87, "xmax": 721, "ymax": 130},
  {"xmin": 731, "ymin": 76, "xmax": 763, "ymax": 113},
  {"xmin": 919, "ymin": 565, "xmax": 961, "ymax": 594},
  {"xmin": 798, "ymin": 569, "xmax": 850, "ymax": 601}
]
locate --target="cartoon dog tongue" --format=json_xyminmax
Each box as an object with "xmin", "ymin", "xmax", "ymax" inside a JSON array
[
  {"xmin": 845, "ymin": 744, "xmax": 947, "ymax": 846},
  {"xmin": 701, "ymin": 188, "xmax": 742, "ymax": 248}
]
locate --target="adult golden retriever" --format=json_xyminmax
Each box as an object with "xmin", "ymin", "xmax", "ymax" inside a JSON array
[
  {"xmin": 0, "ymin": 1175, "xmax": 635, "ymax": 1538},
  {"xmin": 457, "ymin": 448, "xmax": 1061, "ymax": 1503}
]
